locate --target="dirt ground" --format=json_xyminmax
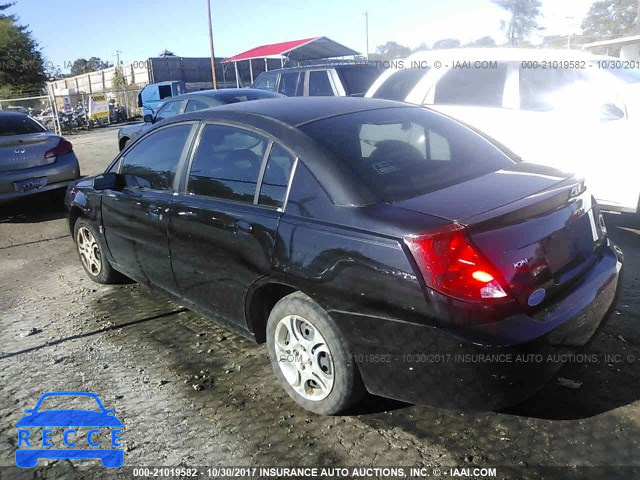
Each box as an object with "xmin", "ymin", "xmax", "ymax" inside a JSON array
[{"xmin": 0, "ymin": 127, "xmax": 639, "ymax": 479}]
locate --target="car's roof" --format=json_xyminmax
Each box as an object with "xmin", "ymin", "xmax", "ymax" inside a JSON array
[
  {"xmin": 405, "ymin": 47, "xmax": 611, "ymax": 62},
  {"xmin": 190, "ymin": 96, "xmax": 415, "ymax": 126},
  {"xmin": 0, "ymin": 110, "xmax": 29, "ymax": 117}
]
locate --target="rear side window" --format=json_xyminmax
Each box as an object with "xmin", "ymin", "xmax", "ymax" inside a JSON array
[
  {"xmin": 278, "ymin": 72, "xmax": 301, "ymax": 96},
  {"xmin": 155, "ymin": 101, "xmax": 183, "ymax": 121},
  {"xmin": 188, "ymin": 124, "xmax": 268, "ymax": 203},
  {"xmin": 433, "ymin": 64, "xmax": 507, "ymax": 106},
  {"xmin": 300, "ymin": 107, "xmax": 514, "ymax": 202},
  {"xmin": 309, "ymin": 71, "xmax": 335, "ymax": 96},
  {"xmin": 258, "ymin": 144, "xmax": 295, "ymax": 208},
  {"xmin": 336, "ymin": 66, "xmax": 382, "ymax": 95},
  {"xmin": 372, "ymin": 68, "xmax": 426, "ymax": 101},
  {"xmin": 252, "ymin": 72, "xmax": 278, "ymax": 91},
  {"xmin": 0, "ymin": 115, "xmax": 45, "ymax": 136},
  {"xmin": 121, "ymin": 124, "xmax": 192, "ymax": 190}
]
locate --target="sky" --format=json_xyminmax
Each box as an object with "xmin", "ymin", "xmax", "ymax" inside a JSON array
[{"xmin": 13, "ymin": 0, "xmax": 596, "ymax": 72}]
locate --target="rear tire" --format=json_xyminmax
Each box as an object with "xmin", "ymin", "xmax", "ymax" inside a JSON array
[
  {"xmin": 266, "ymin": 292, "xmax": 365, "ymax": 415},
  {"xmin": 74, "ymin": 217, "xmax": 122, "ymax": 284}
]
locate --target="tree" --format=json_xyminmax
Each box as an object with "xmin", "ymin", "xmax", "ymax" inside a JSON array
[
  {"xmin": 493, "ymin": 0, "xmax": 543, "ymax": 45},
  {"xmin": 0, "ymin": 2, "xmax": 46, "ymax": 96},
  {"xmin": 111, "ymin": 64, "xmax": 127, "ymax": 89},
  {"xmin": 581, "ymin": 0, "xmax": 638, "ymax": 38},
  {"xmin": 373, "ymin": 41, "xmax": 412, "ymax": 59},
  {"xmin": 432, "ymin": 38, "xmax": 461, "ymax": 49},
  {"xmin": 69, "ymin": 57, "xmax": 110, "ymax": 76},
  {"xmin": 464, "ymin": 36, "xmax": 497, "ymax": 47}
]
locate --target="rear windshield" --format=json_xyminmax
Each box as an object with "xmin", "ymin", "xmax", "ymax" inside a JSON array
[
  {"xmin": 336, "ymin": 66, "xmax": 382, "ymax": 96},
  {"xmin": 372, "ymin": 68, "xmax": 426, "ymax": 101},
  {"xmin": 300, "ymin": 107, "xmax": 515, "ymax": 202},
  {"xmin": 0, "ymin": 115, "xmax": 45, "ymax": 136}
]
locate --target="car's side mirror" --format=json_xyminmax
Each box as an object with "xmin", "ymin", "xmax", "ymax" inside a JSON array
[
  {"xmin": 143, "ymin": 114, "xmax": 154, "ymax": 123},
  {"xmin": 600, "ymin": 103, "xmax": 625, "ymax": 121},
  {"xmin": 93, "ymin": 172, "xmax": 124, "ymax": 191}
]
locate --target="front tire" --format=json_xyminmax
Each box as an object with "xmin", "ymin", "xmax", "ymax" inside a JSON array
[
  {"xmin": 266, "ymin": 292, "xmax": 364, "ymax": 415},
  {"xmin": 74, "ymin": 217, "xmax": 122, "ymax": 284}
]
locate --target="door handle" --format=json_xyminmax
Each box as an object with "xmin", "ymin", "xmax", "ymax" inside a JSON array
[{"xmin": 234, "ymin": 219, "xmax": 253, "ymax": 233}]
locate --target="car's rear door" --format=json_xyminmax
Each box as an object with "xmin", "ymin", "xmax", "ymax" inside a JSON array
[
  {"xmin": 169, "ymin": 123, "xmax": 297, "ymax": 327},
  {"xmin": 102, "ymin": 122, "xmax": 197, "ymax": 291}
]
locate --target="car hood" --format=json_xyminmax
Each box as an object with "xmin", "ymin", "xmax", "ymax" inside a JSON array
[{"xmin": 16, "ymin": 409, "xmax": 123, "ymax": 427}]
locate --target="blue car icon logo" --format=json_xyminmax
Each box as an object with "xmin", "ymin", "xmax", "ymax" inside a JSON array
[{"xmin": 15, "ymin": 391, "xmax": 123, "ymax": 468}]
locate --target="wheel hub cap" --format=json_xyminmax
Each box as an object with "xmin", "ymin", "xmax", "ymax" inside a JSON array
[
  {"xmin": 76, "ymin": 226, "xmax": 102, "ymax": 276},
  {"xmin": 274, "ymin": 315, "xmax": 335, "ymax": 401}
]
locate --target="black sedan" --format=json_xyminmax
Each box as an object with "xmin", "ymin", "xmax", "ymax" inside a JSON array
[
  {"xmin": 66, "ymin": 97, "xmax": 622, "ymax": 414},
  {"xmin": 117, "ymin": 88, "xmax": 284, "ymax": 150}
]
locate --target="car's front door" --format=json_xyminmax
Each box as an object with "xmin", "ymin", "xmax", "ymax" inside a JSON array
[
  {"xmin": 169, "ymin": 123, "xmax": 297, "ymax": 327},
  {"xmin": 102, "ymin": 123, "xmax": 196, "ymax": 292}
]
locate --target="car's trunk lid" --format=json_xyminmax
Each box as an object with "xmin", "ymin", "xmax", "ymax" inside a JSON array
[
  {"xmin": 0, "ymin": 133, "xmax": 60, "ymax": 172},
  {"xmin": 394, "ymin": 163, "xmax": 607, "ymax": 308}
]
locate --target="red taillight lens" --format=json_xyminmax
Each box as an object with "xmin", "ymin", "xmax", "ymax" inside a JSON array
[
  {"xmin": 405, "ymin": 224, "xmax": 510, "ymax": 302},
  {"xmin": 44, "ymin": 138, "xmax": 73, "ymax": 159}
]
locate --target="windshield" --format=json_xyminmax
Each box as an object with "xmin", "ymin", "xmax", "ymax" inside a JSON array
[
  {"xmin": 372, "ymin": 68, "xmax": 426, "ymax": 101},
  {"xmin": 300, "ymin": 107, "xmax": 515, "ymax": 202},
  {"xmin": 0, "ymin": 114, "xmax": 46, "ymax": 136}
]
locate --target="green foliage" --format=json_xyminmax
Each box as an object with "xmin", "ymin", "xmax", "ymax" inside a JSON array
[
  {"xmin": 432, "ymin": 38, "xmax": 461, "ymax": 49},
  {"xmin": 372, "ymin": 41, "xmax": 412, "ymax": 60},
  {"xmin": 581, "ymin": 0, "xmax": 638, "ymax": 38},
  {"xmin": 0, "ymin": 2, "xmax": 46, "ymax": 95},
  {"xmin": 69, "ymin": 57, "xmax": 111, "ymax": 76},
  {"xmin": 464, "ymin": 36, "xmax": 498, "ymax": 47},
  {"xmin": 111, "ymin": 64, "xmax": 127, "ymax": 89},
  {"xmin": 493, "ymin": 0, "xmax": 543, "ymax": 45}
]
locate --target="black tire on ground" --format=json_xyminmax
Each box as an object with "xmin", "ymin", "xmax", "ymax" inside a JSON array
[
  {"xmin": 266, "ymin": 291, "xmax": 365, "ymax": 415},
  {"xmin": 73, "ymin": 217, "xmax": 123, "ymax": 284}
]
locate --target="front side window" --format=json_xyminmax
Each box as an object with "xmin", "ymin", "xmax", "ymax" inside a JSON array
[
  {"xmin": 121, "ymin": 124, "xmax": 193, "ymax": 190},
  {"xmin": 252, "ymin": 72, "xmax": 278, "ymax": 91},
  {"xmin": 155, "ymin": 100, "xmax": 184, "ymax": 121},
  {"xmin": 433, "ymin": 64, "xmax": 507, "ymax": 107},
  {"xmin": 278, "ymin": 72, "xmax": 301, "ymax": 96},
  {"xmin": 188, "ymin": 124, "xmax": 268, "ymax": 203},
  {"xmin": 185, "ymin": 99, "xmax": 212, "ymax": 112},
  {"xmin": 373, "ymin": 68, "xmax": 426, "ymax": 101},
  {"xmin": 309, "ymin": 71, "xmax": 335, "ymax": 96},
  {"xmin": 258, "ymin": 144, "xmax": 295, "ymax": 208}
]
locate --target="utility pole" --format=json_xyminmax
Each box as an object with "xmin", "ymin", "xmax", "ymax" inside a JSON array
[
  {"xmin": 207, "ymin": 0, "xmax": 218, "ymax": 89},
  {"xmin": 114, "ymin": 50, "xmax": 122, "ymax": 66},
  {"xmin": 364, "ymin": 12, "xmax": 369, "ymax": 60}
]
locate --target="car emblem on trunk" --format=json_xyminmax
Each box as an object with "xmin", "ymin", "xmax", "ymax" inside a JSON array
[
  {"xmin": 527, "ymin": 288, "xmax": 546, "ymax": 307},
  {"xmin": 14, "ymin": 148, "xmax": 25, "ymax": 154}
]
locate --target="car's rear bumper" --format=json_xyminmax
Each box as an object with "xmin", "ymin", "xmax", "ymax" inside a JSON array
[
  {"xmin": 0, "ymin": 152, "xmax": 80, "ymax": 203},
  {"xmin": 332, "ymin": 244, "xmax": 623, "ymax": 410}
]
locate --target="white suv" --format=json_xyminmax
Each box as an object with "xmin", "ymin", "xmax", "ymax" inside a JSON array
[{"xmin": 366, "ymin": 48, "xmax": 640, "ymax": 218}]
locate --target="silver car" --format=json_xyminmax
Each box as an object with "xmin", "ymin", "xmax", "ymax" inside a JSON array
[{"xmin": 0, "ymin": 112, "xmax": 80, "ymax": 203}]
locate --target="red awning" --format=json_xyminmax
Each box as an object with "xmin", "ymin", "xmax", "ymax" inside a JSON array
[{"xmin": 223, "ymin": 36, "xmax": 359, "ymax": 63}]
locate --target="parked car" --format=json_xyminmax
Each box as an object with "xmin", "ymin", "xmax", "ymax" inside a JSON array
[
  {"xmin": 0, "ymin": 112, "xmax": 80, "ymax": 203},
  {"xmin": 117, "ymin": 88, "xmax": 284, "ymax": 151},
  {"xmin": 251, "ymin": 64, "xmax": 382, "ymax": 97},
  {"xmin": 366, "ymin": 48, "xmax": 640, "ymax": 218},
  {"xmin": 66, "ymin": 97, "xmax": 622, "ymax": 415}
]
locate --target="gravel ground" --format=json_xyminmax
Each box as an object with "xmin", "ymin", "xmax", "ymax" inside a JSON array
[{"xmin": 0, "ymin": 127, "xmax": 639, "ymax": 479}]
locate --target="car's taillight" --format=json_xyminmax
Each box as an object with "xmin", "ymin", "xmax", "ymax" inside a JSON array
[
  {"xmin": 404, "ymin": 224, "xmax": 511, "ymax": 302},
  {"xmin": 44, "ymin": 138, "xmax": 73, "ymax": 159}
]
